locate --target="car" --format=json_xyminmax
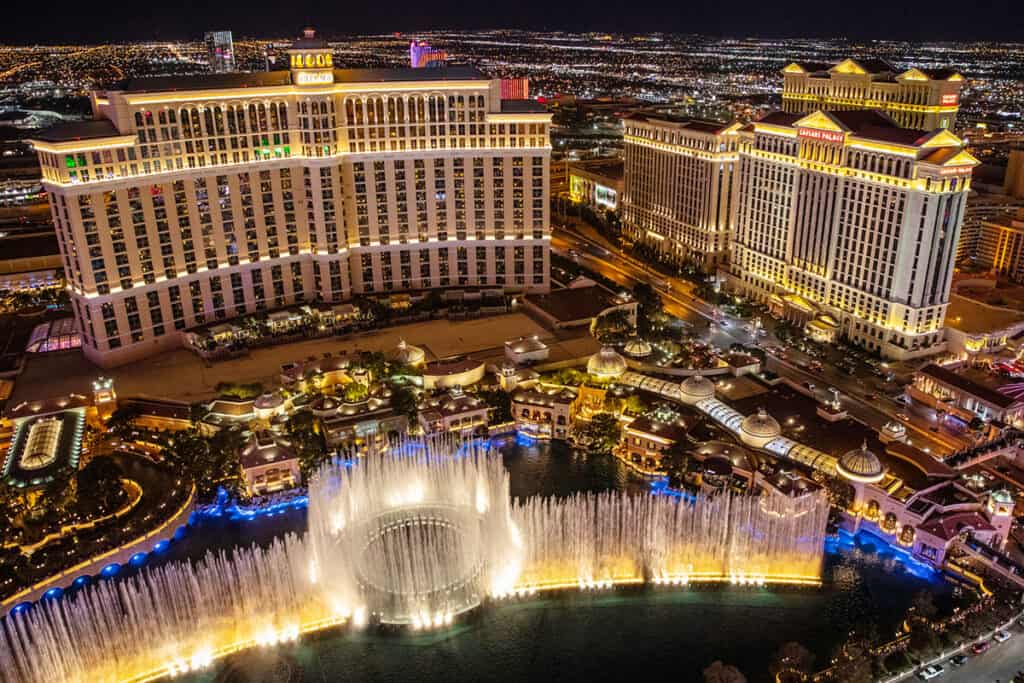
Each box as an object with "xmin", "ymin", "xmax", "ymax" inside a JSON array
[
  {"xmin": 896, "ymin": 412, "xmax": 910, "ymax": 421},
  {"xmin": 864, "ymin": 393, "xmax": 878, "ymax": 401},
  {"xmin": 994, "ymin": 630, "xmax": 1011, "ymax": 643},
  {"xmin": 948, "ymin": 654, "xmax": 968, "ymax": 667},
  {"xmin": 971, "ymin": 640, "xmax": 990, "ymax": 654},
  {"xmin": 917, "ymin": 664, "xmax": 944, "ymax": 680}
]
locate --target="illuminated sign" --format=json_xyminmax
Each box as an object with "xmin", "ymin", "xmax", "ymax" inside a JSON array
[
  {"xmin": 797, "ymin": 128, "xmax": 845, "ymax": 144},
  {"xmin": 290, "ymin": 53, "xmax": 333, "ymax": 69},
  {"xmin": 295, "ymin": 71, "xmax": 334, "ymax": 85},
  {"xmin": 941, "ymin": 93, "xmax": 959, "ymax": 106},
  {"xmin": 939, "ymin": 166, "xmax": 973, "ymax": 176}
]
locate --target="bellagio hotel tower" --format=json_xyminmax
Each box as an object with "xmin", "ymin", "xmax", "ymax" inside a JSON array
[{"xmin": 30, "ymin": 29, "xmax": 552, "ymax": 367}]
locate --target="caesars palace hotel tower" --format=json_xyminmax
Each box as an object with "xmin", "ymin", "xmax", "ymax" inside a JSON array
[{"xmin": 30, "ymin": 29, "xmax": 552, "ymax": 367}]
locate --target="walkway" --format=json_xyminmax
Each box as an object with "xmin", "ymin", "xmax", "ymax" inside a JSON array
[{"xmin": 618, "ymin": 371, "xmax": 839, "ymax": 475}]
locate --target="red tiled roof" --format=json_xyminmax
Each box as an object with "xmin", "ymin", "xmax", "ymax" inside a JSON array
[{"xmin": 918, "ymin": 512, "xmax": 994, "ymax": 542}]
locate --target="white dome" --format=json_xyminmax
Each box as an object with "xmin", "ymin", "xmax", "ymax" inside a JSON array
[
  {"xmin": 739, "ymin": 408, "xmax": 781, "ymax": 448},
  {"xmin": 587, "ymin": 346, "xmax": 627, "ymax": 379},
  {"xmin": 837, "ymin": 442, "xmax": 885, "ymax": 483},
  {"xmin": 679, "ymin": 373, "xmax": 715, "ymax": 404},
  {"xmin": 392, "ymin": 339, "xmax": 426, "ymax": 366},
  {"xmin": 623, "ymin": 338, "xmax": 653, "ymax": 358}
]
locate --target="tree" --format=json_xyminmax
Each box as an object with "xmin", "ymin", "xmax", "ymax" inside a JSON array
[
  {"xmin": 661, "ymin": 442, "xmax": 691, "ymax": 488},
  {"xmin": 287, "ymin": 411, "xmax": 328, "ymax": 479},
  {"xmin": 582, "ymin": 413, "xmax": 621, "ymax": 454},
  {"xmin": 620, "ymin": 394, "xmax": 647, "ymax": 415},
  {"xmin": 76, "ymin": 456, "xmax": 125, "ymax": 513},
  {"xmin": 770, "ymin": 641, "xmax": 814, "ymax": 680},
  {"xmin": 703, "ymin": 661, "xmax": 746, "ymax": 683},
  {"xmin": 214, "ymin": 381, "xmax": 263, "ymax": 399},
  {"xmin": 592, "ymin": 309, "xmax": 633, "ymax": 341},
  {"xmin": 342, "ymin": 382, "xmax": 369, "ymax": 403},
  {"xmin": 105, "ymin": 404, "xmax": 142, "ymax": 440},
  {"xmin": 475, "ymin": 388, "xmax": 512, "ymax": 424},
  {"xmin": 911, "ymin": 590, "xmax": 938, "ymax": 620},
  {"xmin": 389, "ymin": 384, "xmax": 419, "ymax": 420}
]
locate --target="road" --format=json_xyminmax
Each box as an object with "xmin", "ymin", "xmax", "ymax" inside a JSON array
[
  {"xmin": 552, "ymin": 223, "xmax": 959, "ymax": 455},
  {"xmin": 919, "ymin": 623, "xmax": 1024, "ymax": 683}
]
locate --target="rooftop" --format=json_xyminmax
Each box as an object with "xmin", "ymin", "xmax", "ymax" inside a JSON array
[
  {"xmin": 567, "ymin": 158, "xmax": 624, "ymax": 182},
  {"xmin": 32, "ymin": 119, "xmax": 121, "ymax": 143},
  {"xmin": 918, "ymin": 363, "xmax": 1020, "ymax": 409},
  {"xmin": 945, "ymin": 294, "xmax": 1024, "ymax": 335},
  {"xmin": 500, "ymin": 99, "xmax": 547, "ymax": 114},
  {"xmin": 525, "ymin": 284, "xmax": 630, "ymax": 324},
  {"xmin": 917, "ymin": 511, "xmax": 994, "ymax": 542},
  {"xmin": 625, "ymin": 414, "xmax": 691, "ymax": 444},
  {"xmin": 624, "ymin": 113, "xmax": 735, "ymax": 135},
  {"xmin": 112, "ymin": 66, "xmax": 490, "ymax": 94}
]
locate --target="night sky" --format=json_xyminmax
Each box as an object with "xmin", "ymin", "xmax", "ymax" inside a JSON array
[{"xmin": 2, "ymin": 0, "xmax": 1022, "ymax": 44}]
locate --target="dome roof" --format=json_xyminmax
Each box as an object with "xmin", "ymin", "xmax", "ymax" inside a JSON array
[
  {"xmin": 740, "ymin": 409, "xmax": 781, "ymax": 442},
  {"xmin": 837, "ymin": 442, "xmax": 885, "ymax": 483},
  {"xmin": 623, "ymin": 338, "xmax": 653, "ymax": 358},
  {"xmin": 507, "ymin": 335, "xmax": 548, "ymax": 353},
  {"xmin": 311, "ymin": 395, "xmax": 339, "ymax": 413},
  {"xmin": 253, "ymin": 392, "xmax": 284, "ymax": 410},
  {"xmin": 392, "ymin": 339, "xmax": 426, "ymax": 366},
  {"xmin": 679, "ymin": 373, "xmax": 715, "ymax": 404},
  {"xmin": 587, "ymin": 346, "xmax": 627, "ymax": 379}
]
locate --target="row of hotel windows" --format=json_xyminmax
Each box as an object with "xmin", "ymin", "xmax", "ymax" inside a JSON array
[
  {"xmin": 624, "ymin": 124, "xmax": 734, "ymax": 153},
  {"xmin": 84, "ymin": 246, "xmax": 547, "ymax": 350}
]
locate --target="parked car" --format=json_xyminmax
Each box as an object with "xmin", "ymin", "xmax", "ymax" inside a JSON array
[
  {"xmin": 917, "ymin": 664, "xmax": 944, "ymax": 680},
  {"xmin": 994, "ymin": 630, "xmax": 1011, "ymax": 643},
  {"xmin": 948, "ymin": 654, "xmax": 968, "ymax": 667},
  {"xmin": 971, "ymin": 640, "xmax": 990, "ymax": 654}
]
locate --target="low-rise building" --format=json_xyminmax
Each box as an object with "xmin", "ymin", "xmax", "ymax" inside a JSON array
[
  {"xmin": 239, "ymin": 431, "xmax": 301, "ymax": 496},
  {"xmin": 523, "ymin": 281, "xmax": 637, "ymax": 331},
  {"xmin": 511, "ymin": 386, "xmax": 577, "ymax": 439},
  {"xmin": 317, "ymin": 398, "xmax": 408, "ymax": 450},
  {"xmin": 417, "ymin": 387, "xmax": 488, "ymax": 435},
  {"xmin": 910, "ymin": 363, "xmax": 1024, "ymax": 427},
  {"xmin": 421, "ymin": 357, "xmax": 486, "ymax": 390},
  {"xmin": 838, "ymin": 443, "xmax": 1013, "ymax": 566},
  {"xmin": 943, "ymin": 294, "xmax": 1024, "ymax": 359},
  {"xmin": 567, "ymin": 158, "xmax": 624, "ymax": 212},
  {"xmin": 617, "ymin": 413, "xmax": 692, "ymax": 473},
  {"xmin": 504, "ymin": 335, "xmax": 550, "ymax": 364}
]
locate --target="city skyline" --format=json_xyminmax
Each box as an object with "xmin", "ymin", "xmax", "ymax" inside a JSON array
[{"xmin": 1, "ymin": 2, "xmax": 1023, "ymax": 45}]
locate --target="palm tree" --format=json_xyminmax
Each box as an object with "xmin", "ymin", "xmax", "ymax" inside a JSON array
[{"xmin": 703, "ymin": 661, "xmax": 747, "ymax": 683}]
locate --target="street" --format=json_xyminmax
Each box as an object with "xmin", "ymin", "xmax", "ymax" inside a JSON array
[
  {"xmin": 552, "ymin": 222, "xmax": 960, "ymax": 455},
  {"xmin": 911, "ymin": 622, "xmax": 1024, "ymax": 683}
]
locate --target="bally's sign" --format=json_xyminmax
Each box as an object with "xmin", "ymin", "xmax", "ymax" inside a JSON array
[{"xmin": 291, "ymin": 53, "xmax": 334, "ymax": 69}]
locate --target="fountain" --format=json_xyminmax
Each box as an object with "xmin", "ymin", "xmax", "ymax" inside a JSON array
[{"xmin": 0, "ymin": 437, "xmax": 829, "ymax": 683}]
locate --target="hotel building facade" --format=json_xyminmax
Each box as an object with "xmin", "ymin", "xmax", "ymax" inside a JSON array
[
  {"xmin": 781, "ymin": 58, "xmax": 964, "ymax": 131},
  {"xmin": 728, "ymin": 110, "xmax": 979, "ymax": 359},
  {"xmin": 31, "ymin": 31, "xmax": 552, "ymax": 367},
  {"xmin": 621, "ymin": 115, "xmax": 740, "ymax": 270}
]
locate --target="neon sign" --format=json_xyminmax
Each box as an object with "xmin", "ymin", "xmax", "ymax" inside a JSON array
[
  {"xmin": 290, "ymin": 53, "xmax": 333, "ymax": 69},
  {"xmin": 941, "ymin": 94, "xmax": 959, "ymax": 105},
  {"xmin": 939, "ymin": 166, "xmax": 973, "ymax": 176},
  {"xmin": 295, "ymin": 71, "xmax": 334, "ymax": 85},
  {"xmin": 797, "ymin": 128, "xmax": 845, "ymax": 143}
]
